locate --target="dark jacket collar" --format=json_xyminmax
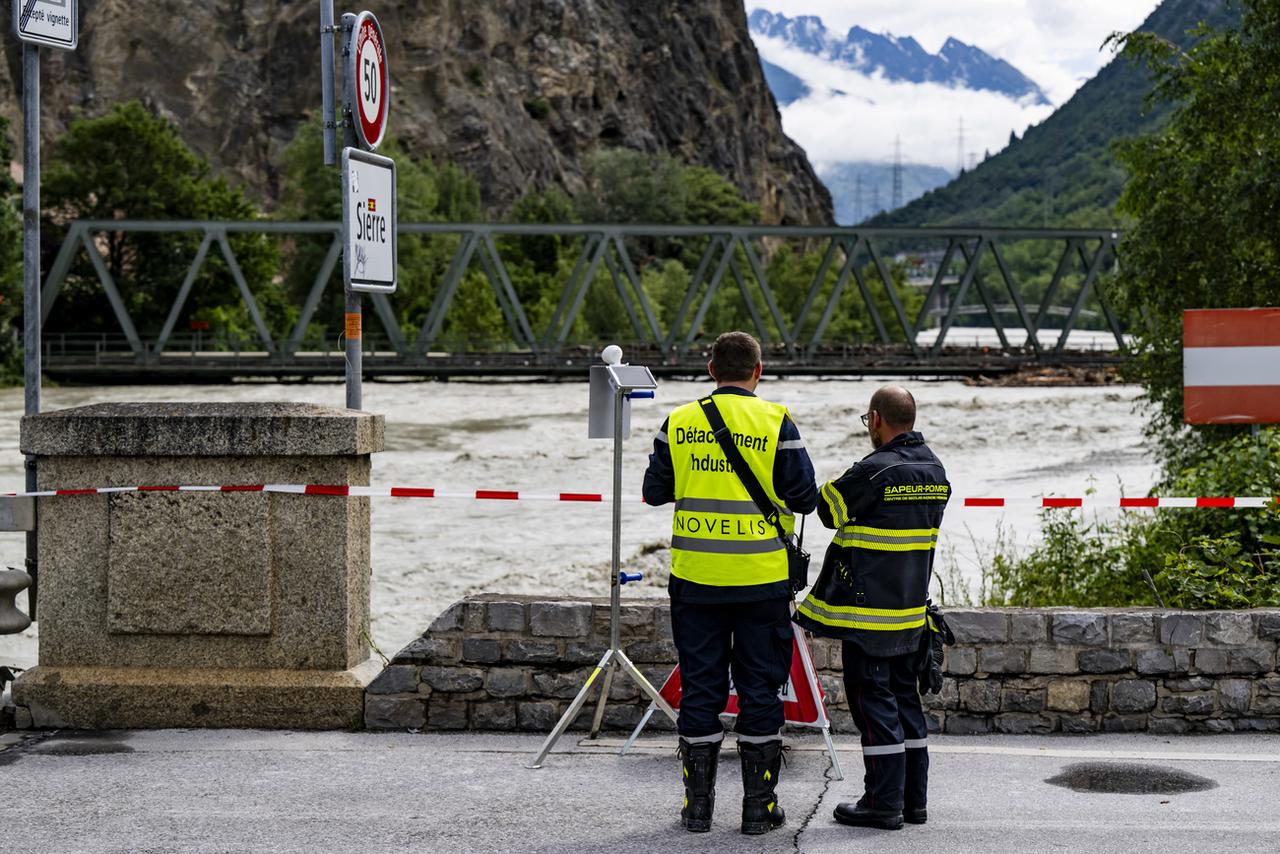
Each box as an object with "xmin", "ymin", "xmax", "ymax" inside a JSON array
[
  {"xmin": 711, "ymin": 386, "xmax": 756, "ymax": 397},
  {"xmin": 864, "ymin": 430, "xmax": 926, "ymax": 458}
]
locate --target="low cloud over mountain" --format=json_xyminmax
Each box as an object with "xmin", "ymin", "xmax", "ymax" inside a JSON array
[
  {"xmin": 748, "ymin": 6, "xmax": 1062, "ymax": 220},
  {"xmin": 749, "ymin": 9, "xmax": 1050, "ymax": 104}
]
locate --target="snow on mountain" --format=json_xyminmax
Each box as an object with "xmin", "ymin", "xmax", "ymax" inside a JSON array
[{"xmin": 749, "ymin": 9, "xmax": 1050, "ymax": 105}]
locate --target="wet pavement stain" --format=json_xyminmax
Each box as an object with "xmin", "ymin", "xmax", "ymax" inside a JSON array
[
  {"xmin": 1046, "ymin": 762, "xmax": 1217, "ymax": 795},
  {"xmin": 30, "ymin": 732, "xmax": 135, "ymax": 757}
]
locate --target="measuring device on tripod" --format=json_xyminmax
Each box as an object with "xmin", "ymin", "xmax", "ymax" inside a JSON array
[{"xmin": 528, "ymin": 346, "xmax": 676, "ymax": 768}]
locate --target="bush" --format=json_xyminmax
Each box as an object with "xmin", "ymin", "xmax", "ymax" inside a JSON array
[
  {"xmin": 985, "ymin": 429, "xmax": 1280, "ymax": 608},
  {"xmin": 1155, "ymin": 534, "xmax": 1280, "ymax": 610},
  {"xmin": 43, "ymin": 101, "xmax": 281, "ymax": 343},
  {"xmin": 983, "ymin": 509, "xmax": 1151, "ymax": 608}
]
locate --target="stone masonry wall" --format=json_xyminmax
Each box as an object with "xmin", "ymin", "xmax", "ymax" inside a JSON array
[{"xmin": 364, "ymin": 596, "xmax": 1280, "ymax": 736}]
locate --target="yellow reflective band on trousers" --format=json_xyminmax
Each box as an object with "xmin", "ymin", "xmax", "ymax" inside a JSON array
[
  {"xmin": 833, "ymin": 524, "xmax": 939, "ymax": 552},
  {"xmin": 795, "ymin": 596, "xmax": 927, "ymax": 631},
  {"xmin": 667, "ymin": 394, "xmax": 792, "ymax": 587}
]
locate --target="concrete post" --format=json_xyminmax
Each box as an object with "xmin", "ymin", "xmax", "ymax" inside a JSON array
[{"xmin": 12, "ymin": 402, "xmax": 384, "ymax": 729}]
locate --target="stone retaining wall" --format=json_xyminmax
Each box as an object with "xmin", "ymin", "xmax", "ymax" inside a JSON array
[{"xmin": 365, "ymin": 596, "xmax": 1280, "ymax": 735}]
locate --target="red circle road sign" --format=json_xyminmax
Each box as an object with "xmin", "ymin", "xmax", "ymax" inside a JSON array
[{"xmin": 350, "ymin": 11, "xmax": 389, "ymax": 150}]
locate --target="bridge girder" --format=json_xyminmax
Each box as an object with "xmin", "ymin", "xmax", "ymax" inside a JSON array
[{"xmin": 37, "ymin": 220, "xmax": 1125, "ymax": 375}]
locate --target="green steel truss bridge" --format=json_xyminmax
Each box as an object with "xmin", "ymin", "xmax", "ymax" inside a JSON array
[{"xmin": 39, "ymin": 220, "xmax": 1125, "ymax": 381}]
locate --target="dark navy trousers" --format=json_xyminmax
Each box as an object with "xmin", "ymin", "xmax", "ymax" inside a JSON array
[
  {"xmin": 670, "ymin": 598, "xmax": 794, "ymax": 738},
  {"xmin": 842, "ymin": 644, "xmax": 930, "ymax": 812}
]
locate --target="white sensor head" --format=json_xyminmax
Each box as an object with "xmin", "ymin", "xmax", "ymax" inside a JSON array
[{"xmin": 601, "ymin": 345, "xmax": 623, "ymax": 366}]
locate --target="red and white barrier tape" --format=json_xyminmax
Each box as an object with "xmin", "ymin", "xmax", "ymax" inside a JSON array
[
  {"xmin": 2, "ymin": 484, "xmax": 1278, "ymax": 508},
  {"xmin": 958, "ymin": 496, "xmax": 1277, "ymax": 509}
]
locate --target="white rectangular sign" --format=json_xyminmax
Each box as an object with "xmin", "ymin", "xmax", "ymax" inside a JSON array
[
  {"xmin": 14, "ymin": 0, "xmax": 77, "ymax": 50},
  {"xmin": 342, "ymin": 147, "xmax": 397, "ymax": 294}
]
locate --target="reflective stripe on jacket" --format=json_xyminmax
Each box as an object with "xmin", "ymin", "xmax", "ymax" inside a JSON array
[
  {"xmin": 667, "ymin": 393, "xmax": 794, "ymax": 587},
  {"xmin": 794, "ymin": 431, "xmax": 949, "ymax": 656}
]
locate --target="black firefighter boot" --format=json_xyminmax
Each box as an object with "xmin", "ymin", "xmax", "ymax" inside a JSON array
[
  {"xmin": 739, "ymin": 739, "xmax": 786, "ymax": 835},
  {"xmin": 679, "ymin": 738, "xmax": 721, "ymax": 832}
]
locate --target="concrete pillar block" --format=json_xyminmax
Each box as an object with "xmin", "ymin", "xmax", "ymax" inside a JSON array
[{"xmin": 13, "ymin": 402, "xmax": 384, "ymax": 729}]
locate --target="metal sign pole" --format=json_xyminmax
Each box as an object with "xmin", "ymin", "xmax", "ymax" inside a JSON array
[
  {"xmin": 345, "ymin": 289, "xmax": 362, "ymax": 410},
  {"xmin": 339, "ymin": 12, "xmax": 361, "ymax": 410},
  {"xmin": 22, "ymin": 40, "xmax": 40, "ymax": 619},
  {"xmin": 319, "ymin": 0, "xmax": 337, "ymax": 166}
]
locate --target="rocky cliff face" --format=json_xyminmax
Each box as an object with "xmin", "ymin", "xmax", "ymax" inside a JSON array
[{"xmin": 0, "ymin": 0, "xmax": 832, "ymax": 224}]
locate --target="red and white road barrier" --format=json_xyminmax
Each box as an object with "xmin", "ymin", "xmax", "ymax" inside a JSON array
[
  {"xmin": 2, "ymin": 484, "xmax": 1277, "ymax": 508},
  {"xmin": 1183, "ymin": 308, "xmax": 1280, "ymax": 424}
]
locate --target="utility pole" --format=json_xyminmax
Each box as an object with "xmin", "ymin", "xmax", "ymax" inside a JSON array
[
  {"xmin": 891, "ymin": 135, "xmax": 903, "ymax": 211},
  {"xmin": 854, "ymin": 173, "xmax": 863, "ymax": 223},
  {"xmin": 956, "ymin": 117, "xmax": 965, "ymax": 175}
]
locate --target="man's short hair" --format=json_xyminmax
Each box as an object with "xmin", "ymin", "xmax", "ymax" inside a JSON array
[
  {"xmin": 710, "ymin": 331, "xmax": 762, "ymax": 382},
  {"xmin": 870, "ymin": 386, "xmax": 916, "ymax": 429}
]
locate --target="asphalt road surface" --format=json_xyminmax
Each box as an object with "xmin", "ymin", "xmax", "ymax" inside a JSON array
[{"xmin": 3, "ymin": 730, "xmax": 1277, "ymax": 854}]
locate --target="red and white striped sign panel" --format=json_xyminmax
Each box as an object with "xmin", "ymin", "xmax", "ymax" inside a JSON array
[{"xmin": 1183, "ymin": 308, "xmax": 1280, "ymax": 424}]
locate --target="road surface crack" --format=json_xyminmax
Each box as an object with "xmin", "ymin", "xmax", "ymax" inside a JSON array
[{"xmin": 792, "ymin": 755, "xmax": 837, "ymax": 852}]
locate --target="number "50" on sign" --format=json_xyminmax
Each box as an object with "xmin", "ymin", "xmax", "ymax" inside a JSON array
[{"xmin": 350, "ymin": 11, "xmax": 388, "ymax": 151}]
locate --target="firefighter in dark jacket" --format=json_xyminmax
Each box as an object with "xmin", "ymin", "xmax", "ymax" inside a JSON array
[
  {"xmin": 643, "ymin": 331, "xmax": 818, "ymax": 836},
  {"xmin": 793, "ymin": 386, "xmax": 950, "ymax": 831}
]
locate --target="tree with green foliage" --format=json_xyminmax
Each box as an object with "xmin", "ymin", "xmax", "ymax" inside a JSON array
[
  {"xmin": 1111, "ymin": 0, "xmax": 1280, "ymax": 450},
  {"xmin": 572, "ymin": 149, "xmax": 760, "ymax": 227},
  {"xmin": 986, "ymin": 1, "xmax": 1280, "ymax": 608},
  {"xmin": 279, "ymin": 114, "xmax": 501, "ymax": 348},
  {"xmin": 0, "ymin": 117, "xmax": 23, "ymax": 380},
  {"xmin": 505, "ymin": 148, "xmax": 925, "ymax": 347},
  {"xmin": 495, "ymin": 188, "xmax": 580, "ymax": 336},
  {"xmin": 43, "ymin": 102, "xmax": 281, "ymax": 345},
  {"xmin": 499, "ymin": 149, "xmax": 769, "ymax": 345}
]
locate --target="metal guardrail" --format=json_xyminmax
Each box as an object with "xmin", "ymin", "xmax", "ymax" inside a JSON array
[{"xmin": 40, "ymin": 221, "xmax": 1124, "ymax": 367}]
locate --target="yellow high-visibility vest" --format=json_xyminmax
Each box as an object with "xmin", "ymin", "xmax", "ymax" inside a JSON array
[{"xmin": 667, "ymin": 393, "xmax": 793, "ymax": 586}]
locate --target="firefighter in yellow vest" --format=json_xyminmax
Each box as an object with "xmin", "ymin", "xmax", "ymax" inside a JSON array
[
  {"xmin": 643, "ymin": 331, "xmax": 817, "ymax": 835},
  {"xmin": 794, "ymin": 386, "xmax": 950, "ymax": 831}
]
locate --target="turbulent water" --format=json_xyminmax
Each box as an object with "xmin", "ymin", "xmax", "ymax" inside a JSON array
[{"xmin": 0, "ymin": 378, "xmax": 1157, "ymax": 670}]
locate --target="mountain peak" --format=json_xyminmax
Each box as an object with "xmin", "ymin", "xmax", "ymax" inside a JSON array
[{"xmin": 750, "ymin": 10, "xmax": 1050, "ymax": 105}]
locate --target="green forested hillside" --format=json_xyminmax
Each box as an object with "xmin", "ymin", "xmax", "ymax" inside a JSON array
[{"xmin": 873, "ymin": 0, "xmax": 1238, "ymax": 227}]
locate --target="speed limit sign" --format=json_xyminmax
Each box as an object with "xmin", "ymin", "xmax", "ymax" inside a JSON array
[{"xmin": 348, "ymin": 11, "xmax": 388, "ymax": 150}]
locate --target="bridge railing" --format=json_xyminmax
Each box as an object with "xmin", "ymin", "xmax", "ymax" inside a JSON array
[{"xmin": 40, "ymin": 220, "xmax": 1125, "ymax": 365}]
